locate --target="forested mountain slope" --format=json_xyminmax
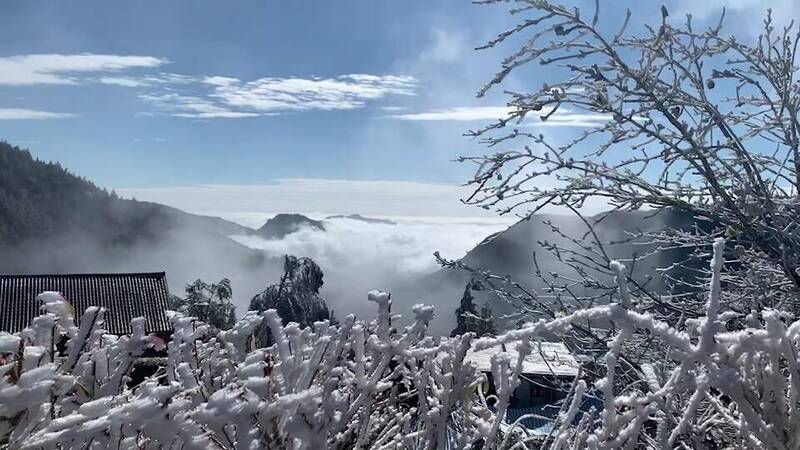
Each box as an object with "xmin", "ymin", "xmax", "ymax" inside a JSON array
[
  {"xmin": 404, "ymin": 208, "xmax": 713, "ymax": 333},
  {"xmin": 0, "ymin": 142, "xmax": 281, "ymax": 305}
]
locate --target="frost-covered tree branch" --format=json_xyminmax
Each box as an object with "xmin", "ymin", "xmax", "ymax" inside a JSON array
[{"xmin": 462, "ymin": 0, "xmax": 800, "ymax": 316}]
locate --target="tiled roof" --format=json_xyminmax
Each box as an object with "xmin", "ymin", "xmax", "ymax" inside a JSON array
[{"xmin": 0, "ymin": 272, "xmax": 172, "ymax": 335}]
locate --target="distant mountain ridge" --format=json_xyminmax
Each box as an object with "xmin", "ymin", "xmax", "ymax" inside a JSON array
[
  {"xmin": 435, "ymin": 209, "xmax": 705, "ymax": 291},
  {"xmin": 326, "ymin": 214, "xmax": 396, "ymax": 225},
  {"xmin": 397, "ymin": 208, "xmax": 713, "ymax": 334}
]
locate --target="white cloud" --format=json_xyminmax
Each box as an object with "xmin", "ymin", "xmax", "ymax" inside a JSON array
[
  {"xmin": 138, "ymin": 93, "xmax": 261, "ymax": 119},
  {"xmin": 230, "ymin": 215, "xmax": 512, "ymax": 333},
  {"xmin": 232, "ymin": 215, "xmax": 508, "ymax": 275},
  {"xmin": 147, "ymin": 73, "xmax": 197, "ymax": 85},
  {"xmin": 136, "ymin": 73, "xmax": 417, "ymax": 118},
  {"xmin": 0, "ymin": 54, "xmax": 168, "ymax": 86},
  {"xmin": 116, "ymin": 178, "xmax": 519, "ymax": 333},
  {"xmin": 388, "ymin": 106, "xmax": 512, "ymax": 121},
  {"xmin": 0, "ymin": 54, "xmax": 415, "ymax": 118},
  {"xmin": 388, "ymin": 105, "xmax": 611, "ymax": 127},
  {"xmin": 0, "ymin": 108, "xmax": 76, "ymax": 120},
  {"xmin": 98, "ymin": 76, "xmax": 151, "ymax": 87},
  {"xmin": 522, "ymin": 112, "xmax": 612, "ymax": 128},
  {"xmin": 99, "ymin": 73, "xmax": 203, "ymax": 90},
  {"xmin": 116, "ymin": 179, "xmax": 612, "ymax": 332},
  {"xmin": 205, "ymin": 74, "xmax": 417, "ymax": 112}
]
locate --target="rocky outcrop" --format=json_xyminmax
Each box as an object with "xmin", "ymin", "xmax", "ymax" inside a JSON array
[
  {"xmin": 249, "ymin": 255, "xmax": 333, "ymax": 346},
  {"xmin": 450, "ymin": 279, "xmax": 496, "ymax": 337}
]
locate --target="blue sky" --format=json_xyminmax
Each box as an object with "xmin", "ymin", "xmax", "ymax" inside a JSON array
[{"xmin": 0, "ymin": 0, "xmax": 792, "ymax": 216}]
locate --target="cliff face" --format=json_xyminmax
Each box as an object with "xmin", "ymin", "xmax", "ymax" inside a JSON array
[
  {"xmin": 249, "ymin": 255, "xmax": 333, "ymax": 346},
  {"xmin": 450, "ymin": 279, "xmax": 496, "ymax": 337}
]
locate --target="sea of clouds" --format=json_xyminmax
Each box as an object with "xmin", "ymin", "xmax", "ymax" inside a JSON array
[
  {"xmin": 117, "ymin": 181, "xmax": 516, "ymax": 328},
  {"xmin": 222, "ymin": 212, "xmax": 513, "ymax": 322}
]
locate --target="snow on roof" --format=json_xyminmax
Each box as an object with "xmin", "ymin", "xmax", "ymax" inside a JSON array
[{"xmin": 464, "ymin": 341, "xmax": 579, "ymax": 377}]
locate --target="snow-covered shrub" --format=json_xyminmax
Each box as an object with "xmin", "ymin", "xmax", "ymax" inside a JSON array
[
  {"xmin": 0, "ymin": 289, "xmax": 500, "ymax": 449},
  {"xmin": 484, "ymin": 239, "xmax": 800, "ymax": 449},
  {"xmin": 2, "ymin": 243, "xmax": 798, "ymax": 449}
]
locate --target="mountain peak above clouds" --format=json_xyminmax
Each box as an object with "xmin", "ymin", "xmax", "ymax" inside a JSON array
[{"xmin": 254, "ymin": 213, "xmax": 326, "ymax": 239}]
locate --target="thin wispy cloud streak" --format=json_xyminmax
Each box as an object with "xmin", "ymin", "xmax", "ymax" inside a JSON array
[
  {"xmin": 388, "ymin": 105, "xmax": 610, "ymax": 127},
  {"xmin": 139, "ymin": 74, "xmax": 418, "ymax": 118},
  {"xmin": 388, "ymin": 106, "xmax": 511, "ymax": 121},
  {"xmin": 97, "ymin": 76, "xmax": 151, "ymax": 88},
  {"xmin": 0, "ymin": 54, "xmax": 168, "ymax": 86},
  {"xmin": 0, "ymin": 108, "xmax": 76, "ymax": 120},
  {"xmin": 137, "ymin": 93, "xmax": 262, "ymax": 119},
  {"xmin": 208, "ymin": 74, "xmax": 416, "ymax": 111},
  {"xmin": 95, "ymin": 73, "xmax": 196, "ymax": 88},
  {"xmin": 521, "ymin": 112, "xmax": 612, "ymax": 127}
]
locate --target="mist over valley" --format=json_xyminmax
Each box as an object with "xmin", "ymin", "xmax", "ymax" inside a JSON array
[{"xmin": 1, "ymin": 141, "xmax": 703, "ymax": 335}]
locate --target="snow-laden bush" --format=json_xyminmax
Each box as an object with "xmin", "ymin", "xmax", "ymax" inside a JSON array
[
  {"xmin": 0, "ymin": 290, "xmax": 499, "ymax": 450},
  {"xmin": 2, "ymin": 241, "xmax": 799, "ymax": 449},
  {"xmin": 482, "ymin": 239, "xmax": 800, "ymax": 449}
]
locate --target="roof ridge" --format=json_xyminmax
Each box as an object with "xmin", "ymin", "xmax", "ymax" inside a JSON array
[{"xmin": 0, "ymin": 272, "xmax": 166, "ymax": 278}]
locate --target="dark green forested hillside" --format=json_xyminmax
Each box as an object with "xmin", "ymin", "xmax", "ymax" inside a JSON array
[
  {"xmin": 0, "ymin": 141, "xmax": 249, "ymax": 244},
  {"xmin": 0, "ymin": 141, "xmax": 281, "ymax": 302},
  {"xmin": 0, "ymin": 142, "xmax": 112, "ymax": 242}
]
